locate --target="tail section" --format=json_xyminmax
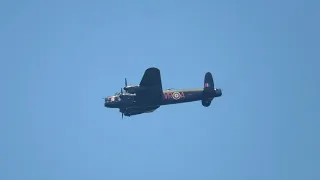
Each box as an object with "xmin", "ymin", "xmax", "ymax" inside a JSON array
[
  {"xmin": 204, "ymin": 72, "xmax": 214, "ymax": 89},
  {"xmin": 203, "ymin": 72, "xmax": 215, "ymax": 95},
  {"xmin": 202, "ymin": 72, "xmax": 222, "ymax": 107}
]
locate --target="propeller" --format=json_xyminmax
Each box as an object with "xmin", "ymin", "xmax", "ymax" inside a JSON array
[
  {"xmin": 119, "ymin": 88, "xmax": 124, "ymax": 99},
  {"xmin": 123, "ymin": 78, "xmax": 129, "ymax": 91},
  {"xmin": 122, "ymin": 113, "xmax": 123, "ymax": 119}
]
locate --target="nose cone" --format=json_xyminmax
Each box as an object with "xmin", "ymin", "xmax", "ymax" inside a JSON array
[
  {"xmin": 215, "ymin": 88, "xmax": 222, "ymax": 97},
  {"xmin": 104, "ymin": 96, "xmax": 118, "ymax": 108},
  {"xmin": 104, "ymin": 97, "xmax": 110, "ymax": 107}
]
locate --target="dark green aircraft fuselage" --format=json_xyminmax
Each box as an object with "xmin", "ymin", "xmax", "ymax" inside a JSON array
[
  {"xmin": 161, "ymin": 88, "xmax": 209, "ymax": 105},
  {"xmin": 104, "ymin": 87, "xmax": 222, "ymax": 116},
  {"xmin": 105, "ymin": 88, "xmax": 202, "ymax": 107}
]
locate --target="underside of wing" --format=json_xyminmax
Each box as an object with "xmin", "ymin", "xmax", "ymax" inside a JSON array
[
  {"xmin": 121, "ymin": 106, "xmax": 160, "ymax": 116},
  {"xmin": 136, "ymin": 67, "xmax": 163, "ymax": 104}
]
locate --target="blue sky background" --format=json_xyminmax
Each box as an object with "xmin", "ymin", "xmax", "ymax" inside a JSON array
[{"xmin": 1, "ymin": 0, "xmax": 319, "ymax": 179}]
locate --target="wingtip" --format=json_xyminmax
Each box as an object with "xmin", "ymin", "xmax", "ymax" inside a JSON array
[{"xmin": 146, "ymin": 67, "xmax": 160, "ymax": 71}]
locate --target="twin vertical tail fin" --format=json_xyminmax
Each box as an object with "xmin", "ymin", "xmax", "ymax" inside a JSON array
[
  {"xmin": 202, "ymin": 72, "xmax": 215, "ymax": 107},
  {"xmin": 204, "ymin": 72, "xmax": 214, "ymax": 90}
]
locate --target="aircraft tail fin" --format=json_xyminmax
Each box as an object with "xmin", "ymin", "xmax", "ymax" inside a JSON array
[
  {"xmin": 203, "ymin": 72, "xmax": 215, "ymax": 92},
  {"xmin": 202, "ymin": 72, "xmax": 215, "ymax": 107},
  {"xmin": 204, "ymin": 72, "xmax": 214, "ymax": 89}
]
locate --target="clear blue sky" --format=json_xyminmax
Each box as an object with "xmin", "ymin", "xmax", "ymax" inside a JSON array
[{"xmin": 1, "ymin": 0, "xmax": 319, "ymax": 179}]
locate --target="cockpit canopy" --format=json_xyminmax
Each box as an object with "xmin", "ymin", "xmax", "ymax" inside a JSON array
[{"xmin": 106, "ymin": 95, "xmax": 121, "ymax": 102}]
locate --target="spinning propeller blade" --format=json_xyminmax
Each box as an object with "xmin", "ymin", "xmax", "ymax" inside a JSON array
[{"xmin": 125, "ymin": 78, "xmax": 127, "ymax": 87}]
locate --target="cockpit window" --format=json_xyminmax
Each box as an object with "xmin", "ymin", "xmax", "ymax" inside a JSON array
[{"xmin": 106, "ymin": 95, "xmax": 120, "ymax": 102}]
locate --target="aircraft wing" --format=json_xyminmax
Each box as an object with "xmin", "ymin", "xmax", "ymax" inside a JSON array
[
  {"xmin": 136, "ymin": 67, "xmax": 163, "ymax": 104},
  {"xmin": 122, "ymin": 106, "xmax": 160, "ymax": 116}
]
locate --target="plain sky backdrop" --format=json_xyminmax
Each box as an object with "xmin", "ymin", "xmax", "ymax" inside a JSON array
[{"xmin": 1, "ymin": 0, "xmax": 319, "ymax": 179}]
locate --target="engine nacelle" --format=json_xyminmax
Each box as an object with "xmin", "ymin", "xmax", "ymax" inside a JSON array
[{"xmin": 123, "ymin": 85, "xmax": 142, "ymax": 94}]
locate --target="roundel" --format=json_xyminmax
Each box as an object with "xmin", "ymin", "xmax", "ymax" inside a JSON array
[{"xmin": 172, "ymin": 92, "xmax": 181, "ymax": 100}]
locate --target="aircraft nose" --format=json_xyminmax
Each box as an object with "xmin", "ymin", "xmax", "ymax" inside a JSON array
[{"xmin": 104, "ymin": 98, "xmax": 109, "ymax": 107}]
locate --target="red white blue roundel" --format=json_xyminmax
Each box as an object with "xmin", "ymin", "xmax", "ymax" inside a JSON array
[{"xmin": 172, "ymin": 92, "xmax": 181, "ymax": 100}]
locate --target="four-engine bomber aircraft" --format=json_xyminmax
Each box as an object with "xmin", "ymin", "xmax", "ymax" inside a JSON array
[{"xmin": 104, "ymin": 67, "xmax": 222, "ymax": 118}]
